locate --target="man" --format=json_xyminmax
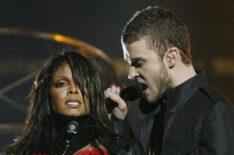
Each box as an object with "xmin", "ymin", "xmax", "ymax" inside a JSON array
[{"xmin": 105, "ymin": 6, "xmax": 234, "ymax": 155}]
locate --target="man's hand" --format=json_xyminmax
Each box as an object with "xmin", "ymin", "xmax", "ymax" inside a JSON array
[{"xmin": 104, "ymin": 85, "xmax": 128, "ymax": 120}]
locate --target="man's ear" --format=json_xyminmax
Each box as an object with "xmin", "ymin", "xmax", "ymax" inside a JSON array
[{"xmin": 165, "ymin": 47, "xmax": 179, "ymax": 68}]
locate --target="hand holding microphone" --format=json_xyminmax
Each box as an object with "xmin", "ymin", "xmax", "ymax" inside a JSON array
[{"xmin": 104, "ymin": 85, "xmax": 141, "ymax": 120}]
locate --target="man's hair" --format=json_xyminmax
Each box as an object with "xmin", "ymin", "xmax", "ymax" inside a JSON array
[{"xmin": 121, "ymin": 6, "xmax": 192, "ymax": 64}]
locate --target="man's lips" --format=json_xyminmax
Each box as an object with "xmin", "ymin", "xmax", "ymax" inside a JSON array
[
  {"xmin": 137, "ymin": 83, "xmax": 147, "ymax": 91},
  {"xmin": 137, "ymin": 83, "xmax": 148, "ymax": 96}
]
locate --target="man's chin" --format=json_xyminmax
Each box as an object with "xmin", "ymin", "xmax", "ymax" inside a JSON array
[
  {"xmin": 146, "ymin": 93, "xmax": 163, "ymax": 103},
  {"xmin": 145, "ymin": 95, "xmax": 156, "ymax": 103}
]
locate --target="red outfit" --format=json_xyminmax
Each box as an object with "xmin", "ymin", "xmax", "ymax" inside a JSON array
[{"xmin": 74, "ymin": 149, "xmax": 108, "ymax": 155}]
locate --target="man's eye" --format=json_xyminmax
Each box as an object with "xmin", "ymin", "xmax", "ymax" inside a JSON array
[
  {"xmin": 132, "ymin": 62, "xmax": 143, "ymax": 67},
  {"xmin": 55, "ymin": 82, "xmax": 66, "ymax": 88}
]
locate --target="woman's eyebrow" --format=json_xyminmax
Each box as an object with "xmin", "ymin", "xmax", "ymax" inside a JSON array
[
  {"xmin": 52, "ymin": 76, "xmax": 71, "ymax": 81},
  {"xmin": 54, "ymin": 75, "xmax": 68, "ymax": 78}
]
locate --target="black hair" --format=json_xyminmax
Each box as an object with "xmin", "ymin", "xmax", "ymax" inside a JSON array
[{"xmin": 4, "ymin": 51, "xmax": 115, "ymax": 154}]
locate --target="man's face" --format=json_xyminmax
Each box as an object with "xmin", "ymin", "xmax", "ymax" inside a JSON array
[
  {"xmin": 123, "ymin": 39, "xmax": 171, "ymax": 103},
  {"xmin": 50, "ymin": 64, "xmax": 90, "ymax": 117}
]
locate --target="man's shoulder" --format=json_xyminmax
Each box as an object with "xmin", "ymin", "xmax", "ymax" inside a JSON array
[
  {"xmin": 198, "ymin": 84, "xmax": 231, "ymax": 104},
  {"xmin": 188, "ymin": 84, "xmax": 232, "ymax": 111}
]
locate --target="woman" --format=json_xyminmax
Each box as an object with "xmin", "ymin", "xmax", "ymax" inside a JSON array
[{"xmin": 4, "ymin": 51, "xmax": 144, "ymax": 155}]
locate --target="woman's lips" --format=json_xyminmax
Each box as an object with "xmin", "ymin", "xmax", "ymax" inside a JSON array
[{"xmin": 65, "ymin": 100, "xmax": 81, "ymax": 108}]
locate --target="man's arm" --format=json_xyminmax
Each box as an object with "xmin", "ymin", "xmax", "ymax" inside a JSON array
[{"xmin": 198, "ymin": 102, "xmax": 234, "ymax": 154}]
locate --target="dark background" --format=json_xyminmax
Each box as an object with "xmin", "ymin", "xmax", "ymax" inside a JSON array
[{"xmin": 0, "ymin": 0, "xmax": 233, "ymax": 151}]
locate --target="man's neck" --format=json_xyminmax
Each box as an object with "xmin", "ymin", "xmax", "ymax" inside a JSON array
[{"xmin": 171, "ymin": 64, "xmax": 196, "ymax": 88}]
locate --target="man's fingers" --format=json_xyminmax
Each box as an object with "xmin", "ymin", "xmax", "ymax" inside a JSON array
[
  {"xmin": 105, "ymin": 85, "xmax": 121, "ymax": 99},
  {"xmin": 110, "ymin": 85, "xmax": 120, "ymax": 94},
  {"xmin": 104, "ymin": 88, "xmax": 111, "ymax": 98}
]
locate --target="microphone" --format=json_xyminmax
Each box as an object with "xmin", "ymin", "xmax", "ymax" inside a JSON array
[
  {"xmin": 106, "ymin": 85, "xmax": 142, "ymax": 112},
  {"xmin": 120, "ymin": 85, "xmax": 142, "ymax": 102}
]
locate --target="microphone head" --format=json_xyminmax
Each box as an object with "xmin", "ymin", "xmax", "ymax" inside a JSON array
[{"xmin": 120, "ymin": 85, "xmax": 142, "ymax": 102}]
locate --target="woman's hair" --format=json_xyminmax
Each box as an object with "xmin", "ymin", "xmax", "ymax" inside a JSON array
[{"xmin": 4, "ymin": 51, "xmax": 114, "ymax": 154}]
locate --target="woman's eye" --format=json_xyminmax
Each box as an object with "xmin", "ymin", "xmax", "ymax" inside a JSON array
[{"xmin": 55, "ymin": 82, "xmax": 66, "ymax": 88}]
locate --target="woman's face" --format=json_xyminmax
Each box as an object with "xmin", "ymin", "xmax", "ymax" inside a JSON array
[{"xmin": 50, "ymin": 64, "xmax": 90, "ymax": 117}]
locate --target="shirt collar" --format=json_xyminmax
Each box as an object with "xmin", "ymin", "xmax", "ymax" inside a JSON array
[{"xmin": 166, "ymin": 71, "xmax": 206, "ymax": 113}]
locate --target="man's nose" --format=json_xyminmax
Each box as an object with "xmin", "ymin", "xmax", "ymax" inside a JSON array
[{"xmin": 128, "ymin": 66, "xmax": 139, "ymax": 80}]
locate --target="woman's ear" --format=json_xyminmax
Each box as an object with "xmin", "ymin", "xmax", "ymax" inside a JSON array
[{"xmin": 165, "ymin": 47, "xmax": 178, "ymax": 68}]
